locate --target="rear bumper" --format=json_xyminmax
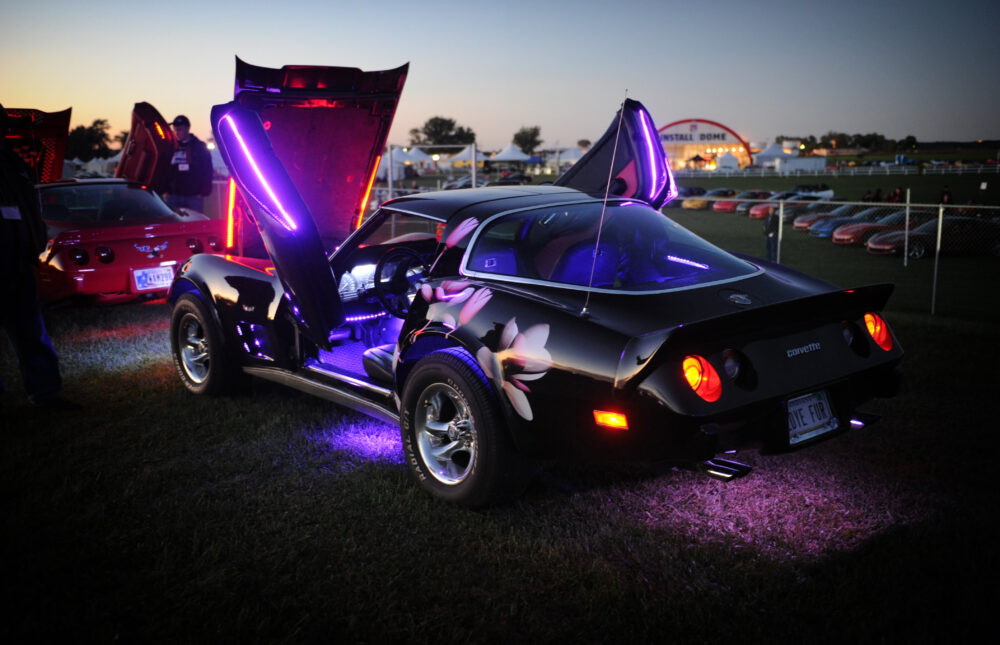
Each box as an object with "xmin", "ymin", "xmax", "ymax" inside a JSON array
[{"xmin": 36, "ymin": 261, "xmax": 180, "ymax": 301}]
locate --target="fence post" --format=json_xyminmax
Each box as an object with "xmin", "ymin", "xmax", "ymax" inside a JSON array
[
  {"xmin": 903, "ymin": 188, "xmax": 910, "ymax": 268},
  {"xmin": 931, "ymin": 205, "xmax": 944, "ymax": 315},
  {"xmin": 471, "ymin": 143, "xmax": 477, "ymax": 187},
  {"xmin": 777, "ymin": 200, "xmax": 784, "ymax": 264}
]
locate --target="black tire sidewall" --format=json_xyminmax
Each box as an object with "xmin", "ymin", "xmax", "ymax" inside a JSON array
[
  {"xmin": 170, "ymin": 293, "xmax": 238, "ymax": 395},
  {"xmin": 400, "ymin": 349, "xmax": 526, "ymax": 507}
]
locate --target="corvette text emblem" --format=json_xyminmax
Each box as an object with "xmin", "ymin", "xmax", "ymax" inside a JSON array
[{"xmin": 786, "ymin": 342, "xmax": 821, "ymax": 358}]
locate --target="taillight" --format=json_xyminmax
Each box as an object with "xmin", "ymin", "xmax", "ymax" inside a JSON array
[
  {"xmin": 682, "ymin": 355, "xmax": 722, "ymax": 402},
  {"xmin": 208, "ymin": 236, "xmax": 222, "ymax": 251},
  {"xmin": 864, "ymin": 313, "xmax": 893, "ymax": 351},
  {"xmin": 593, "ymin": 410, "xmax": 629, "ymax": 431},
  {"xmin": 95, "ymin": 246, "xmax": 114, "ymax": 264},
  {"xmin": 186, "ymin": 238, "xmax": 203, "ymax": 253},
  {"xmin": 69, "ymin": 247, "xmax": 89, "ymax": 266}
]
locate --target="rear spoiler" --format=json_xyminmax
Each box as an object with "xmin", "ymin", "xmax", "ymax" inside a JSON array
[{"xmin": 615, "ymin": 283, "xmax": 895, "ymax": 389}]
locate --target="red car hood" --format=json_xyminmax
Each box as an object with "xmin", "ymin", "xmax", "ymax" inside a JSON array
[
  {"xmin": 3, "ymin": 106, "xmax": 71, "ymax": 183},
  {"xmin": 232, "ymin": 57, "xmax": 408, "ymax": 248},
  {"xmin": 45, "ymin": 216, "xmax": 220, "ymax": 245}
]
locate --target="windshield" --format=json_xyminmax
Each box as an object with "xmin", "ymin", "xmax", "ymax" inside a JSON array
[
  {"xmin": 39, "ymin": 183, "xmax": 184, "ymax": 224},
  {"xmin": 464, "ymin": 201, "xmax": 759, "ymax": 292}
]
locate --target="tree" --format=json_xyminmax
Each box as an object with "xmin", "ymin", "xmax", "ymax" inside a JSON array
[
  {"xmin": 412, "ymin": 116, "xmax": 475, "ymax": 153},
  {"xmin": 114, "ymin": 130, "xmax": 129, "ymax": 149},
  {"xmin": 67, "ymin": 119, "xmax": 113, "ymax": 161},
  {"xmin": 576, "ymin": 139, "xmax": 591, "ymax": 149},
  {"xmin": 512, "ymin": 126, "xmax": 542, "ymax": 155}
]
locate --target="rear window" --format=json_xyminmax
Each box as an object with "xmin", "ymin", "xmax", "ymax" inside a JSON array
[
  {"xmin": 39, "ymin": 183, "xmax": 181, "ymax": 224},
  {"xmin": 464, "ymin": 201, "xmax": 759, "ymax": 292}
]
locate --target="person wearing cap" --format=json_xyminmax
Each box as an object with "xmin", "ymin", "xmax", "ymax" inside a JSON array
[
  {"xmin": 0, "ymin": 103, "xmax": 75, "ymax": 409},
  {"xmin": 163, "ymin": 115, "xmax": 213, "ymax": 213}
]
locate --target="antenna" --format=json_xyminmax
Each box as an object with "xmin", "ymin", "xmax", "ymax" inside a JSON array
[{"xmin": 581, "ymin": 91, "xmax": 627, "ymax": 318}]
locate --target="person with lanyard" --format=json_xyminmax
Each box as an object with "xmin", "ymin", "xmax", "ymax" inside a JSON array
[
  {"xmin": 0, "ymin": 104, "xmax": 75, "ymax": 409},
  {"xmin": 163, "ymin": 114, "xmax": 212, "ymax": 213},
  {"xmin": 764, "ymin": 206, "xmax": 780, "ymax": 262}
]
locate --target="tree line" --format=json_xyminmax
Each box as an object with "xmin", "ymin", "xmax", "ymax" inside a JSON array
[{"xmin": 775, "ymin": 131, "xmax": 919, "ymax": 154}]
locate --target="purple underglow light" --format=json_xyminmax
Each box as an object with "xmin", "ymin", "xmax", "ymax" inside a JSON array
[
  {"xmin": 667, "ymin": 255, "xmax": 710, "ymax": 270},
  {"xmin": 309, "ymin": 420, "xmax": 405, "ymax": 468},
  {"xmin": 219, "ymin": 114, "xmax": 297, "ymax": 231},
  {"xmin": 850, "ymin": 418, "xmax": 865, "ymax": 429},
  {"xmin": 344, "ymin": 311, "xmax": 388, "ymax": 323}
]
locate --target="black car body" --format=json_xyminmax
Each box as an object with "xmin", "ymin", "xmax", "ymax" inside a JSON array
[
  {"xmin": 168, "ymin": 61, "xmax": 902, "ymax": 506},
  {"xmin": 867, "ymin": 216, "xmax": 1000, "ymax": 258}
]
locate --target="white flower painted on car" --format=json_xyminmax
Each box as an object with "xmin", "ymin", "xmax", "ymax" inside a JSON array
[
  {"xmin": 446, "ymin": 217, "xmax": 479, "ymax": 248},
  {"xmin": 420, "ymin": 280, "xmax": 490, "ymax": 330},
  {"xmin": 476, "ymin": 317, "xmax": 551, "ymax": 421}
]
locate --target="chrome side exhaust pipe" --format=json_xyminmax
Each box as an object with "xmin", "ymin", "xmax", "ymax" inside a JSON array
[{"xmin": 699, "ymin": 458, "xmax": 753, "ymax": 481}]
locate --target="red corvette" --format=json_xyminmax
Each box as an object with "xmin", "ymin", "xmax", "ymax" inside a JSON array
[
  {"xmin": 712, "ymin": 190, "xmax": 771, "ymax": 213},
  {"xmin": 6, "ymin": 103, "xmax": 227, "ymax": 303},
  {"xmin": 832, "ymin": 210, "xmax": 935, "ymax": 246},
  {"xmin": 36, "ymin": 179, "xmax": 225, "ymax": 302}
]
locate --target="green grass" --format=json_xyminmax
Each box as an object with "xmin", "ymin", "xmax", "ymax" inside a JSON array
[{"xmin": 2, "ymin": 274, "xmax": 998, "ymax": 641}]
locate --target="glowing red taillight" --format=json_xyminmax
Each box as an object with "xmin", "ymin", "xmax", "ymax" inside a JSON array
[
  {"xmin": 864, "ymin": 313, "xmax": 893, "ymax": 351},
  {"xmin": 593, "ymin": 410, "xmax": 629, "ymax": 431},
  {"xmin": 682, "ymin": 355, "xmax": 722, "ymax": 402}
]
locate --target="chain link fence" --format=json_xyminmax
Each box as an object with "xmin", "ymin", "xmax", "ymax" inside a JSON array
[{"xmin": 663, "ymin": 193, "xmax": 1000, "ymax": 320}]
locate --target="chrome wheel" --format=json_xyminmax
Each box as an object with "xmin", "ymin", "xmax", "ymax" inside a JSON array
[
  {"xmin": 415, "ymin": 383, "xmax": 477, "ymax": 485},
  {"xmin": 178, "ymin": 314, "xmax": 210, "ymax": 384}
]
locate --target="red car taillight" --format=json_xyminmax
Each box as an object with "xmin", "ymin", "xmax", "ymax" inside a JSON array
[
  {"xmin": 683, "ymin": 355, "xmax": 722, "ymax": 402},
  {"xmin": 69, "ymin": 247, "xmax": 89, "ymax": 266},
  {"xmin": 95, "ymin": 246, "xmax": 114, "ymax": 264},
  {"xmin": 864, "ymin": 313, "xmax": 893, "ymax": 351}
]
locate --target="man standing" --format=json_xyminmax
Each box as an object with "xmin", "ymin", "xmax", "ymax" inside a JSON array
[
  {"xmin": 163, "ymin": 115, "xmax": 212, "ymax": 213},
  {"xmin": 764, "ymin": 206, "xmax": 779, "ymax": 262},
  {"xmin": 0, "ymin": 104, "xmax": 72, "ymax": 408}
]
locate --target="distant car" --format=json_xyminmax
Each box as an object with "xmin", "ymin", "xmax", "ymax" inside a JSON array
[
  {"xmin": 713, "ymin": 190, "xmax": 771, "ymax": 213},
  {"xmin": 832, "ymin": 210, "xmax": 936, "ymax": 246},
  {"xmin": 794, "ymin": 203, "xmax": 870, "ymax": 231},
  {"xmin": 682, "ymin": 188, "xmax": 735, "ymax": 210},
  {"xmin": 867, "ymin": 217, "xmax": 1000, "ymax": 259},
  {"xmin": 443, "ymin": 176, "xmax": 490, "ymax": 190},
  {"xmin": 808, "ymin": 207, "xmax": 887, "ymax": 238},
  {"xmin": 35, "ymin": 179, "xmax": 224, "ymax": 303},
  {"xmin": 748, "ymin": 192, "xmax": 815, "ymax": 219},
  {"xmin": 792, "ymin": 184, "xmax": 835, "ymax": 200},
  {"xmin": 775, "ymin": 196, "xmax": 828, "ymax": 222},
  {"xmin": 664, "ymin": 186, "xmax": 704, "ymax": 208}
]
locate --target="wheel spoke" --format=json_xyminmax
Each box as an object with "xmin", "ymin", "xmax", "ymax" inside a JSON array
[{"xmin": 432, "ymin": 440, "xmax": 461, "ymax": 460}]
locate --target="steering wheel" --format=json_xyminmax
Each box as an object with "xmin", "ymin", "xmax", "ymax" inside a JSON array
[{"xmin": 373, "ymin": 247, "xmax": 430, "ymax": 318}]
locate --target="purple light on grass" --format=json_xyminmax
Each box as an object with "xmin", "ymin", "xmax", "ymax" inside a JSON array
[
  {"xmin": 219, "ymin": 114, "xmax": 297, "ymax": 231},
  {"xmin": 310, "ymin": 421, "xmax": 404, "ymax": 467}
]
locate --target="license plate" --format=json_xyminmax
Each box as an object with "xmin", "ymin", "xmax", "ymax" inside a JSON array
[
  {"xmin": 134, "ymin": 266, "xmax": 175, "ymax": 291},
  {"xmin": 786, "ymin": 390, "xmax": 839, "ymax": 445}
]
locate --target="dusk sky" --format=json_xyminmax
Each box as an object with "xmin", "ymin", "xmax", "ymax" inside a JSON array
[{"xmin": 3, "ymin": 0, "xmax": 999, "ymax": 149}]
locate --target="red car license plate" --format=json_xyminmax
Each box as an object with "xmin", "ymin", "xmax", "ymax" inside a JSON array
[{"xmin": 134, "ymin": 266, "xmax": 175, "ymax": 291}]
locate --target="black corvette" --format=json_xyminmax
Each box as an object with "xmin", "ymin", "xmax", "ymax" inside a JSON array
[{"xmin": 169, "ymin": 60, "xmax": 902, "ymax": 506}]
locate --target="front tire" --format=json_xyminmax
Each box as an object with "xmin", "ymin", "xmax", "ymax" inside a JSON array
[
  {"xmin": 400, "ymin": 348, "xmax": 531, "ymax": 507},
  {"xmin": 908, "ymin": 241, "xmax": 927, "ymax": 260},
  {"xmin": 170, "ymin": 293, "xmax": 245, "ymax": 395}
]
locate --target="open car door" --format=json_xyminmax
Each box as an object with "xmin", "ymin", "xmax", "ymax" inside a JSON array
[
  {"xmin": 115, "ymin": 102, "xmax": 176, "ymax": 193},
  {"xmin": 3, "ymin": 107, "xmax": 71, "ymax": 183},
  {"xmin": 232, "ymin": 57, "xmax": 408, "ymax": 249},
  {"xmin": 211, "ymin": 102, "xmax": 344, "ymax": 349},
  {"xmin": 554, "ymin": 99, "xmax": 676, "ymax": 209}
]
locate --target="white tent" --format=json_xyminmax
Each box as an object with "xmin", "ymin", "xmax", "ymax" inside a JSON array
[
  {"xmin": 404, "ymin": 147, "xmax": 433, "ymax": 163},
  {"xmin": 210, "ymin": 147, "xmax": 229, "ymax": 177},
  {"xmin": 375, "ymin": 151, "xmax": 407, "ymax": 180},
  {"xmin": 439, "ymin": 144, "xmax": 480, "ymax": 169},
  {"xmin": 490, "ymin": 143, "xmax": 529, "ymax": 162},
  {"xmin": 716, "ymin": 151, "xmax": 740, "ymax": 170},
  {"xmin": 755, "ymin": 142, "xmax": 798, "ymax": 167},
  {"xmin": 81, "ymin": 152, "xmax": 120, "ymax": 176}
]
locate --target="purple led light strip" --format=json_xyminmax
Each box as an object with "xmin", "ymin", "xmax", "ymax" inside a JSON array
[
  {"xmin": 667, "ymin": 255, "xmax": 709, "ymax": 270},
  {"xmin": 638, "ymin": 108, "xmax": 677, "ymax": 203},
  {"xmin": 220, "ymin": 114, "xmax": 297, "ymax": 231},
  {"xmin": 344, "ymin": 311, "xmax": 387, "ymax": 323}
]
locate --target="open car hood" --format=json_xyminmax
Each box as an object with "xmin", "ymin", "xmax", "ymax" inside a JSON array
[
  {"xmin": 554, "ymin": 99, "xmax": 676, "ymax": 209},
  {"xmin": 3, "ymin": 107, "xmax": 71, "ymax": 183},
  {"xmin": 115, "ymin": 102, "xmax": 177, "ymax": 193},
  {"xmin": 233, "ymin": 57, "xmax": 408, "ymax": 249}
]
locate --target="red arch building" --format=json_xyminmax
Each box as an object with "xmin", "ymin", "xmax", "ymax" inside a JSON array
[{"xmin": 658, "ymin": 118, "xmax": 753, "ymax": 169}]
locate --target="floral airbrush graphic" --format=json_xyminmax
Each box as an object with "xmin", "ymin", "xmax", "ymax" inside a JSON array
[{"xmin": 477, "ymin": 318, "xmax": 552, "ymax": 421}]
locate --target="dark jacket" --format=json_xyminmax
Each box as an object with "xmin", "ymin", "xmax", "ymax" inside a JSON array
[
  {"xmin": 764, "ymin": 211, "xmax": 779, "ymax": 236},
  {"xmin": 167, "ymin": 134, "xmax": 213, "ymax": 197},
  {"xmin": 1, "ymin": 147, "xmax": 47, "ymax": 272}
]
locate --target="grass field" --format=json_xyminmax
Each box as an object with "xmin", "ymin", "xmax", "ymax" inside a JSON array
[{"xmin": 2, "ymin": 247, "xmax": 999, "ymax": 640}]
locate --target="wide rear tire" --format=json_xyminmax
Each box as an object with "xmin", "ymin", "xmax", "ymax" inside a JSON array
[{"xmin": 400, "ymin": 348, "xmax": 531, "ymax": 507}]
